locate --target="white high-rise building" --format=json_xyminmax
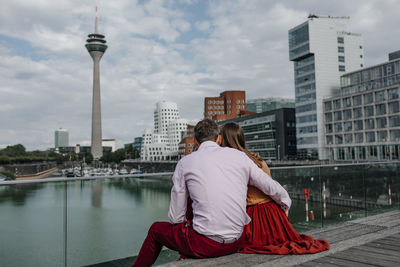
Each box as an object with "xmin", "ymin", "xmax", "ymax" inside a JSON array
[
  {"xmin": 154, "ymin": 101, "xmax": 180, "ymax": 134},
  {"xmin": 168, "ymin": 118, "xmax": 189, "ymax": 153},
  {"xmin": 55, "ymin": 128, "xmax": 69, "ymax": 148},
  {"xmin": 289, "ymin": 15, "xmax": 364, "ymax": 159},
  {"xmin": 141, "ymin": 101, "xmax": 187, "ymax": 161}
]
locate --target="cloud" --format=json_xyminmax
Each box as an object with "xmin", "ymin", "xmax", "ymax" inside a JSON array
[{"xmin": 0, "ymin": 0, "xmax": 398, "ymax": 150}]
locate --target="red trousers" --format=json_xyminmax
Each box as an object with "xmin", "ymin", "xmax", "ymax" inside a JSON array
[{"xmin": 134, "ymin": 221, "xmax": 243, "ymax": 267}]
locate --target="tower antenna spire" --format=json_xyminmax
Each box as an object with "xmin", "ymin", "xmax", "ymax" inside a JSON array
[{"xmin": 95, "ymin": 6, "xmax": 98, "ymax": 34}]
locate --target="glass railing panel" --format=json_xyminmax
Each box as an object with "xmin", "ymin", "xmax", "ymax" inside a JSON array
[
  {"xmin": 364, "ymin": 162, "xmax": 399, "ymax": 216},
  {"xmin": 319, "ymin": 164, "xmax": 366, "ymax": 226},
  {"xmin": 271, "ymin": 166, "xmax": 322, "ymax": 232},
  {"xmin": 66, "ymin": 176, "xmax": 176, "ymax": 267},
  {"xmin": 0, "ymin": 182, "xmax": 64, "ymax": 266}
]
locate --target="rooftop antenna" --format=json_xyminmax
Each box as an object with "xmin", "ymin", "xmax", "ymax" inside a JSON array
[{"xmin": 95, "ymin": 6, "xmax": 98, "ymax": 34}]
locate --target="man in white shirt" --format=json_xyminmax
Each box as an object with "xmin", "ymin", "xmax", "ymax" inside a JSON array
[{"xmin": 134, "ymin": 119, "xmax": 291, "ymax": 266}]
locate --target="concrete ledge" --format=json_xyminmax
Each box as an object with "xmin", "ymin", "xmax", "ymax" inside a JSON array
[{"xmin": 160, "ymin": 210, "xmax": 400, "ymax": 267}]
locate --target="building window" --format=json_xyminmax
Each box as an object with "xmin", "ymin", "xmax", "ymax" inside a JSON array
[
  {"xmin": 355, "ymin": 133, "xmax": 363, "ymax": 143},
  {"xmin": 334, "ymin": 111, "xmax": 342, "ymax": 121},
  {"xmin": 236, "ymin": 100, "xmax": 240, "ymax": 104},
  {"xmin": 353, "ymin": 95, "xmax": 362, "ymax": 106},
  {"xmin": 364, "ymin": 93, "xmax": 373, "ymax": 104},
  {"xmin": 388, "ymin": 88, "xmax": 399, "ymax": 100},
  {"xmin": 366, "ymin": 132, "xmax": 375, "ymax": 143},
  {"xmin": 227, "ymin": 100, "xmax": 231, "ymax": 104},
  {"xmin": 376, "ymin": 104, "xmax": 386, "ymax": 115},
  {"xmin": 326, "ymin": 124, "xmax": 333, "ymax": 133},
  {"xmin": 375, "ymin": 90, "xmax": 386, "ymax": 102},
  {"xmin": 388, "ymin": 102, "xmax": 399, "ymax": 114},
  {"xmin": 354, "ymin": 120, "xmax": 363, "ymax": 131},
  {"xmin": 353, "ymin": 107, "xmax": 363, "ymax": 118},
  {"xmin": 389, "ymin": 115, "xmax": 400, "ymax": 127},
  {"xmin": 360, "ymin": 55, "xmax": 363, "ymax": 58},
  {"xmin": 378, "ymin": 131, "xmax": 388, "ymax": 142},
  {"xmin": 364, "ymin": 106, "xmax": 374, "ymax": 117},
  {"xmin": 343, "ymin": 109, "xmax": 352, "ymax": 120},
  {"xmin": 338, "ymin": 56, "xmax": 345, "ymax": 62},
  {"xmin": 337, "ymin": 37, "xmax": 344, "ymax": 44},
  {"xmin": 365, "ymin": 119, "xmax": 375, "ymax": 130},
  {"xmin": 335, "ymin": 134, "xmax": 343, "ymax": 144},
  {"xmin": 339, "ymin": 65, "xmax": 346, "ymax": 72},
  {"xmin": 343, "ymin": 97, "xmax": 352, "ymax": 107},
  {"xmin": 344, "ymin": 121, "xmax": 352, "ymax": 132},
  {"xmin": 390, "ymin": 129, "xmax": 400, "ymax": 141},
  {"xmin": 241, "ymin": 100, "xmax": 244, "ymax": 104},
  {"xmin": 325, "ymin": 113, "xmax": 332, "ymax": 122},
  {"xmin": 325, "ymin": 101, "xmax": 332, "ymax": 111},
  {"xmin": 376, "ymin": 117, "xmax": 387, "ymax": 129},
  {"xmin": 344, "ymin": 134, "xmax": 353, "ymax": 144},
  {"xmin": 360, "ymin": 45, "xmax": 363, "ymax": 49},
  {"xmin": 334, "ymin": 99, "xmax": 341, "ymax": 110},
  {"xmin": 361, "ymin": 64, "xmax": 363, "ymax": 67},
  {"xmin": 338, "ymin": 46, "xmax": 344, "ymax": 53},
  {"xmin": 334, "ymin": 123, "xmax": 343, "ymax": 132}
]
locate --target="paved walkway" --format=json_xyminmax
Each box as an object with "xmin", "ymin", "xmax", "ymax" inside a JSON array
[{"xmin": 90, "ymin": 210, "xmax": 400, "ymax": 267}]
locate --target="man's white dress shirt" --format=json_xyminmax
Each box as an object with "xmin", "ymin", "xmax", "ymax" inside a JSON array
[{"xmin": 168, "ymin": 141, "xmax": 291, "ymax": 240}]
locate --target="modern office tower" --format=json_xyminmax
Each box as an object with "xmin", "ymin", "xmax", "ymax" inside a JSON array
[
  {"xmin": 218, "ymin": 108, "xmax": 297, "ymax": 160},
  {"xmin": 141, "ymin": 101, "xmax": 188, "ymax": 161},
  {"xmin": 289, "ymin": 15, "xmax": 364, "ymax": 159},
  {"xmin": 204, "ymin": 90, "xmax": 254, "ymax": 122},
  {"xmin": 247, "ymin": 98, "xmax": 295, "ymax": 113},
  {"xmin": 324, "ymin": 51, "xmax": 400, "ymax": 160},
  {"xmin": 54, "ymin": 128, "xmax": 69, "ymax": 148},
  {"xmin": 85, "ymin": 8, "xmax": 107, "ymax": 159}
]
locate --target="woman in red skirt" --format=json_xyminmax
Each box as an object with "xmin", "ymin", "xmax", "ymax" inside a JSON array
[{"xmin": 220, "ymin": 122, "xmax": 329, "ymax": 255}]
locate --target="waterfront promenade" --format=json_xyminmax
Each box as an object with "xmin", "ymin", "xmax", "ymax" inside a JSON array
[{"xmin": 93, "ymin": 209, "xmax": 400, "ymax": 266}]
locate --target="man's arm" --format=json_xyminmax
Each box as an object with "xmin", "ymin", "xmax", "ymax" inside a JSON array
[
  {"xmin": 247, "ymin": 157, "xmax": 291, "ymax": 211},
  {"xmin": 168, "ymin": 160, "xmax": 188, "ymax": 224}
]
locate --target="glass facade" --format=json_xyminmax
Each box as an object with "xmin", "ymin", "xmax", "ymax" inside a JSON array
[
  {"xmin": 324, "ymin": 57, "xmax": 400, "ymax": 160},
  {"xmin": 289, "ymin": 22, "xmax": 317, "ymax": 159}
]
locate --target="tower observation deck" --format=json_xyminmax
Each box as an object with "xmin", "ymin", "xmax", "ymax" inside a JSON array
[{"xmin": 86, "ymin": 7, "xmax": 107, "ymax": 159}]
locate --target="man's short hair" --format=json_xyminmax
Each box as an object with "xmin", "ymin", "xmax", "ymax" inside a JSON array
[{"xmin": 194, "ymin": 119, "xmax": 219, "ymax": 144}]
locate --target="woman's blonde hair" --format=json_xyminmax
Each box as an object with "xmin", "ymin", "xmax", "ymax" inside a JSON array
[{"xmin": 220, "ymin": 122, "xmax": 263, "ymax": 168}]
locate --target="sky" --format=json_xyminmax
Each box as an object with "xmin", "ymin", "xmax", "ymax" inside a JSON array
[{"xmin": 0, "ymin": 0, "xmax": 399, "ymax": 150}]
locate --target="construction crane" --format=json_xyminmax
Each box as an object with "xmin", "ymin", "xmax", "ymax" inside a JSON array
[{"xmin": 308, "ymin": 14, "xmax": 350, "ymax": 20}]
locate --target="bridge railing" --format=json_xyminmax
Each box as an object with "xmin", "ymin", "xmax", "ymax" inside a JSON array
[{"xmin": 0, "ymin": 162, "xmax": 398, "ymax": 266}]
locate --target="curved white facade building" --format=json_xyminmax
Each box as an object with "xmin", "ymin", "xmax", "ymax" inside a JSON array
[
  {"xmin": 154, "ymin": 101, "xmax": 179, "ymax": 134},
  {"xmin": 168, "ymin": 118, "xmax": 188, "ymax": 153},
  {"xmin": 141, "ymin": 101, "xmax": 188, "ymax": 161}
]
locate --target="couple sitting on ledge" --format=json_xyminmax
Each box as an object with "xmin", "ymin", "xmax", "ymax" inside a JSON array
[{"xmin": 134, "ymin": 119, "xmax": 329, "ymax": 267}]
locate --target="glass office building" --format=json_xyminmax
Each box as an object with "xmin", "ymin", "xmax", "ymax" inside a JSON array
[
  {"xmin": 289, "ymin": 15, "xmax": 364, "ymax": 159},
  {"xmin": 324, "ymin": 51, "xmax": 400, "ymax": 160}
]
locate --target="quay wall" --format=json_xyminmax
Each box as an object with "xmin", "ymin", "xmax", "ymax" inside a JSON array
[{"xmin": 2, "ymin": 162, "xmax": 57, "ymax": 176}]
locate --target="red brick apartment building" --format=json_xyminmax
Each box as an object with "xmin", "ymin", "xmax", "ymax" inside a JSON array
[
  {"xmin": 178, "ymin": 125, "xmax": 196, "ymax": 157},
  {"xmin": 204, "ymin": 91, "xmax": 255, "ymax": 122}
]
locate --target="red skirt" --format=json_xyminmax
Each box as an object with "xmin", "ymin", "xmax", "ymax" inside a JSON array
[{"xmin": 239, "ymin": 201, "xmax": 330, "ymax": 254}]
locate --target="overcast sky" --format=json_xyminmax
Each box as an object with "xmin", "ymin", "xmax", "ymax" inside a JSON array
[{"xmin": 0, "ymin": 0, "xmax": 399, "ymax": 150}]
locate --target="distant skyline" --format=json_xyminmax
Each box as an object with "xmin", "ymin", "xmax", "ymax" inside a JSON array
[{"xmin": 0, "ymin": 0, "xmax": 399, "ymax": 150}]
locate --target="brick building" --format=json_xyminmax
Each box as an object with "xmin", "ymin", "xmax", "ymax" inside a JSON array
[
  {"xmin": 178, "ymin": 125, "xmax": 196, "ymax": 157},
  {"xmin": 204, "ymin": 91, "xmax": 255, "ymax": 121}
]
